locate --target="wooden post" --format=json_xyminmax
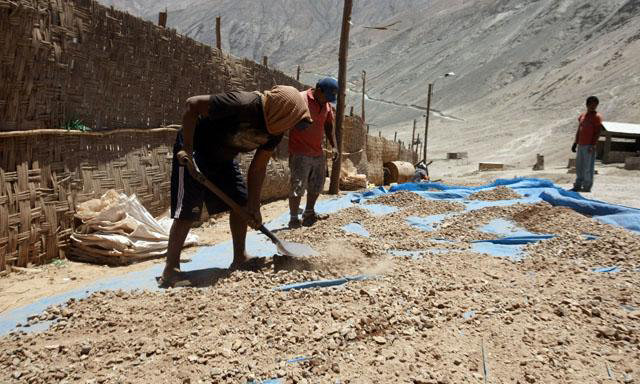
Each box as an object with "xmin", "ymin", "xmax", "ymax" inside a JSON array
[
  {"xmin": 423, "ymin": 83, "xmax": 433, "ymax": 163},
  {"xmin": 366, "ymin": 124, "xmax": 370, "ymax": 135},
  {"xmin": 394, "ymin": 132, "xmax": 397, "ymax": 142},
  {"xmin": 361, "ymin": 70, "xmax": 366, "ymax": 124},
  {"xmin": 603, "ymin": 133, "xmax": 612, "ymax": 164},
  {"xmin": 215, "ymin": 16, "xmax": 222, "ymax": 50},
  {"xmin": 158, "ymin": 9, "xmax": 167, "ymax": 27},
  {"xmin": 329, "ymin": 0, "xmax": 353, "ymax": 194},
  {"xmin": 411, "ymin": 119, "xmax": 416, "ymax": 153},
  {"xmin": 379, "ymin": 131, "xmax": 381, "ymax": 138},
  {"xmin": 262, "ymin": 56, "xmax": 268, "ymax": 67},
  {"xmin": 350, "ymin": 106, "xmax": 354, "ymax": 116},
  {"xmin": 296, "ymin": 65, "xmax": 301, "ymax": 81}
]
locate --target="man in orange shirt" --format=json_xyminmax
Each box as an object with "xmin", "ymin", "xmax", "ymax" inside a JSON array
[
  {"xmin": 288, "ymin": 77, "xmax": 339, "ymax": 227},
  {"xmin": 571, "ymin": 96, "xmax": 603, "ymax": 193}
]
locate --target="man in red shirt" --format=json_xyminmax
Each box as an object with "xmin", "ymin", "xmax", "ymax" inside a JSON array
[
  {"xmin": 571, "ymin": 96, "xmax": 603, "ymax": 193},
  {"xmin": 288, "ymin": 77, "xmax": 339, "ymax": 227}
]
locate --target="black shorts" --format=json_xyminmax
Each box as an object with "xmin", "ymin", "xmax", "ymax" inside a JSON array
[{"xmin": 170, "ymin": 133, "xmax": 248, "ymax": 221}]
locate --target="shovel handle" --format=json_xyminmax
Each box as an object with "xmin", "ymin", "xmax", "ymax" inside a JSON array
[{"xmin": 184, "ymin": 159, "xmax": 254, "ymax": 224}]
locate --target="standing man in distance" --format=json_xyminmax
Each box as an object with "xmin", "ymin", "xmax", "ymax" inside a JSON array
[
  {"xmin": 571, "ymin": 96, "xmax": 604, "ymax": 193},
  {"xmin": 162, "ymin": 85, "xmax": 311, "ymax": 286},
  {"xmin": 288, "ymin": 77, "xmax": 339, "ymax": 228}
]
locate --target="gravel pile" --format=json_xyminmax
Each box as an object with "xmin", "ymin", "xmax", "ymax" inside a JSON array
[
  {"xmin": 468, "ymin": 186, "xmax": 522, "ymax": 201},
  {"xmin": 2, "ymin": 193, "xmax": 639, "ymax": 383}
]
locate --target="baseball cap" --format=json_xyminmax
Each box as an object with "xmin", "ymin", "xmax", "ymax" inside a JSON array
[{"xmin": 317, "ymin": 77, "xmax": 338, "ymax": 103}]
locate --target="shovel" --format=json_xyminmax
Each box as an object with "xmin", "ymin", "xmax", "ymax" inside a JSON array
[{"xmin": 184, "ymin": 159, "xmax": 318, "ymax": 258}]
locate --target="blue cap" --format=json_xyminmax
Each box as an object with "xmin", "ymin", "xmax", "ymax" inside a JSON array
[{"xmin": 317, "ymin": 77, "xmax": 338, "ymax": 103}]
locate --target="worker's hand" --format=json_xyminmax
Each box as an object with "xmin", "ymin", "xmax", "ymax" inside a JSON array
[
  {"xmin": 331, "ymin": 147, "xmax": 339, "ymax": 161},
  {"xmin": 246, "ymin": 206, "xmax": 263, "ymax": 230},
  {"xmin": 176, "ymin": 149, "xmax": 193, "ymax": 166},
  {"xmin": 571, "ymin": 143, "xmax": 577, "ymax": 153}
]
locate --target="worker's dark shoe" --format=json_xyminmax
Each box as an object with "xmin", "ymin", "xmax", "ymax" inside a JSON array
[
  {"xmin": 569, "ymin": 187, "xmax": 581, "ymax": 192},
  {"xmin": 302, "ymin": 212, "xmax": 328, "ymax": 227},
  {"xmin": 288, "ymin": 217, "xmax": 302, "ymax": 229},
  {"xmin": 582, "ymin": 189, "xmax": 591, "ymax": 193}
]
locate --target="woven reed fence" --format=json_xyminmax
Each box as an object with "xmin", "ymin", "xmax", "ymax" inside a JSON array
[
  {"xmin": 0, "ymin": 128, "xmax": 178, "ymax": 273},
  {"xmin": 0, "ymin": 0, "xmax": 302, "ymax": 131}
]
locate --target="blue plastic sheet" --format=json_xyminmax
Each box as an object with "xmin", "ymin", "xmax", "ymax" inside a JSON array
[
  {"xmin": 341, "ymin": 223, "xmax": 370, "ymax": 237},
  {"xmin": 388, "ymin": 178, "xmax": 640, "ymax": 232},
  {"xmin": 592, "ymin": 266, "xmax": 622, "ymax": 273},
  {"xmin": 406, "ymin": 214, "xmax": 454, "ymax": 232},
  {"xmin": 479, "ymin": 218, "xmax": 541, "ymax": 238},
  {"xmin": 274, "ymin": 275, "xmax": 374, "ymax": 292}
]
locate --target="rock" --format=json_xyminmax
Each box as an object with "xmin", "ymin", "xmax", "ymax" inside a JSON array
[{"xmin": 373, "ymin": 336, "xmax": 387, "ymax": 344}]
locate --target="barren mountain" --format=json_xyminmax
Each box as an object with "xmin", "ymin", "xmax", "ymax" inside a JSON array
[{"xmin": 99, "ymin": 0, "xmax": 640, "ymax": 166}]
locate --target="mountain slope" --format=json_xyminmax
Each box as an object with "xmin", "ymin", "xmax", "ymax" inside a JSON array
[{"xmin": 98, "ymin": 0, "xmax": 640, "ymax": 166}]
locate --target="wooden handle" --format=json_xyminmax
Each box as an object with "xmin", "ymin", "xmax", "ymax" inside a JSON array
[{"xmin": 184, "ymin": 159, "xmax": 253, "ymax": 223}]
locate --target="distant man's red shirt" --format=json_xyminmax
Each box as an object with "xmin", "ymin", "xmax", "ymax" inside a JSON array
[
  {"xmin": 577, "ymin": 111, "xmax": 603, "ymax": 146},
  {"xmin": 288, "ymin": 89, "xmax": 334, "ymax": 157}
]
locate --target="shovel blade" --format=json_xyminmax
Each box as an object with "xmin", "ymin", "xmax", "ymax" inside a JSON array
[{"xmin": 276, "ymin": 240, "xmax": 319, "ymax": 258}]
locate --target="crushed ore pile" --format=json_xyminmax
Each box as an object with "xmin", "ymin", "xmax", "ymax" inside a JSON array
[
  {"xmin": 2, "ymin": 193, "xmax": 640, "ymax": 383},
  {"xmin": 468, "ymin": 186, "xmax": 522, "ymax": 201}
]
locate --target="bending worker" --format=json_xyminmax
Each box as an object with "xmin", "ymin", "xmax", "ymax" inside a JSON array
[
  {"xmin": 162, "ymin": 86, "xmax": 312, "ymax": 286},
  {"xmin": 288, "ymin": 77, "xmax": 339, "ymax": 228}
]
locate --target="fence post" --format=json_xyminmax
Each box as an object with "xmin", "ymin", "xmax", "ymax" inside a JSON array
[
  {"xmin": 216, "ymin": 16, "xmax": 222, "ymax": 50},
  {"xmin": 158, "ymin": 9, "xmax": 167, "ymax": 27}
]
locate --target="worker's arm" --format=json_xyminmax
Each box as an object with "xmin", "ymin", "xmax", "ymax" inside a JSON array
[
  {"xmin": 572, "ymin": 119, "xmax": 580, "ymax": 153},
  {"xmin": 246, "ymin": 148, "xmax": 272, "ymax": 228},
  {"xmin": 177, "ymin": 95, "xmax": 210, "ymax": 163},
  {"xmin": 325, "ymin": 113, "xmax": 338, "ymax": 160}
]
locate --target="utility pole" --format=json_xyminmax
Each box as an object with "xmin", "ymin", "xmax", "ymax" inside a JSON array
[
  {"xmin": 296, "ymin": 65, "xmax": 301, "ymax": 81},
  {"xmin": 215, "ymin": 16, "xmax": 222, "ymax": 50},
  {"xmin": 423, "ymin": 83, "xmax": 433, "ymax": 163},
  {"xmin": 361, "ymin": 70, "xmax": 366, "ymax": 124},
  {"xmin": 329, "ymin": 0, "xmax": 353, "ymax": 194}
]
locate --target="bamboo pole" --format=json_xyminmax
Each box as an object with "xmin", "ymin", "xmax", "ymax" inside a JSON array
[{"xmin": 329, "ymin": 0, "xmax": 353, "ymax": 194}]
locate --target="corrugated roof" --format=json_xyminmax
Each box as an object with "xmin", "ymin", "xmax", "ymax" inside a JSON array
[{"xmin": 603, "ymin": 122, "xmax": 640, "ymax": 136}]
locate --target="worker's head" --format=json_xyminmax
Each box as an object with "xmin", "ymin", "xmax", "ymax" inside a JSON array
[
  {"xmin": 316, "ymin": 77, "xmax": 338, "ymax": 104},
  {"xmin": 262, "ymin": 85, "xmax": 312, "ymax": 135},
  {"xmin": 586, "ymin": 96, "xmax": 599, "ymax": 112}
]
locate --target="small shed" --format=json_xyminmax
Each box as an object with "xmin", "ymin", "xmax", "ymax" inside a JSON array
[{"xmin": 599, "ymin": 122, "xmax": 640, "ymax": 164}]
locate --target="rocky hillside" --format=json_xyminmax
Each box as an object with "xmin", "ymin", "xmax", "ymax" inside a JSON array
[{"xmin": 99, "ymin": 0, "xmax": 640, "ymax": 165}]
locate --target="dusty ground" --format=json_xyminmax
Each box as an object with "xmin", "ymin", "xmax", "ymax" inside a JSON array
[
  {"xmin": 0, "ymin": 197, "xmax": 299, "ymax": 315},
  {"xmin": 1, "ymin": 186, "xmax": 639, "ymax": 383}
]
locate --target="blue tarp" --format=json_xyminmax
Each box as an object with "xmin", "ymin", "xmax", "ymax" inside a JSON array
[
  {"xmin": 387, "ymin": 178, "xmax": 640, "ymax": 233},
  {"xmin": 274, "ymin": 275, "xmax": 375, "ymax": 292}
]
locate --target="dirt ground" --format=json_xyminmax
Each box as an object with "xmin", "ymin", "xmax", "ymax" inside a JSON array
[
  {"xmin": 0, "ymin": 197, "xmax": 297, "ymax": 315},
  {"xmin": 1, "ymin": 184, "xmax": 639, "ymax": 383}
]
